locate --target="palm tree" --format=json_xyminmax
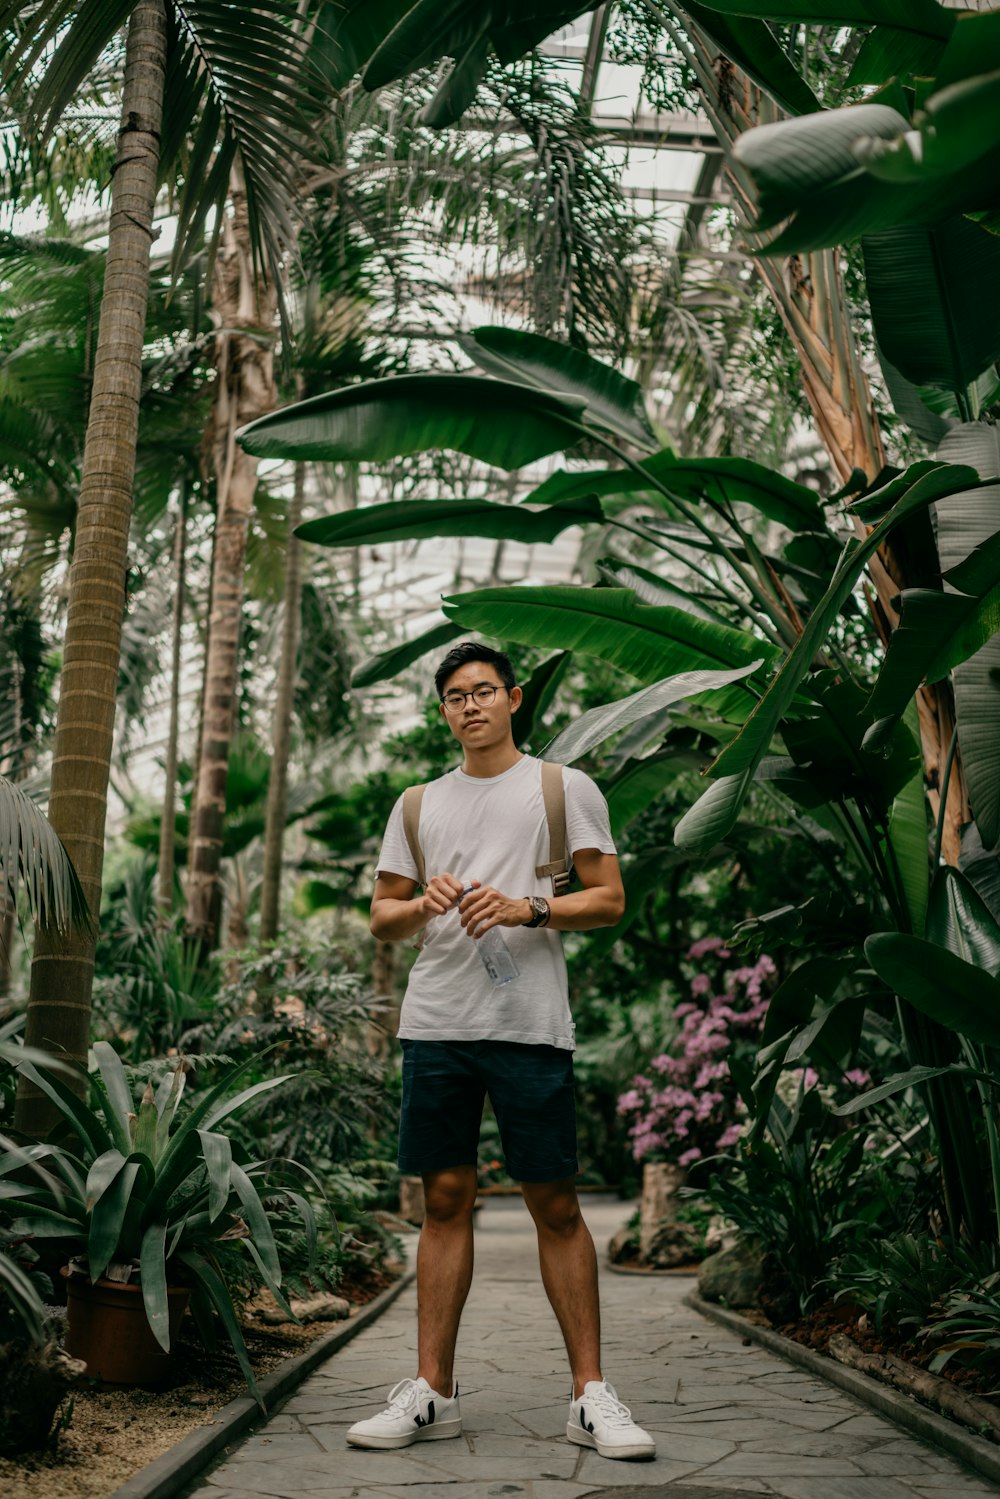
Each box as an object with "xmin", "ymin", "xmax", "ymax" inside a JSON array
[{"xmin": 3, "ymin": 0, "xmax": 323, "ymax": 1134}]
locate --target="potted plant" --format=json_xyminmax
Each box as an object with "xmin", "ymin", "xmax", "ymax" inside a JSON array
[{"xmin": 10, "ymin": 1041, "xmax": 319, "ymax": 1401}]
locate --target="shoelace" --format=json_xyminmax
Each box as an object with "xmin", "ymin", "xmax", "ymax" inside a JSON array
[
  {"xmin": 585, "ymin": 1383, "xmax": 635, "ymax": 1427},
  {"xmin": 380, "ymin": 1378, "xmax": 420, "ymax": 1416}
]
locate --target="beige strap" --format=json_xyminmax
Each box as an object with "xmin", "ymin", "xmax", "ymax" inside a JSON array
[
  {"xmin": 402, "ymin": 783, "xmax": 427, "ymax": 888},
  {"xmin": 536, "ymin": 761, "xmax": 572, "ymax": 894}
]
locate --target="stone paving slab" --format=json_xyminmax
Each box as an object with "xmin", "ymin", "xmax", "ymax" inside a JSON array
[{"xmin": 189, "ymin": 1195, "xmax": 999, "ymax": 1499}]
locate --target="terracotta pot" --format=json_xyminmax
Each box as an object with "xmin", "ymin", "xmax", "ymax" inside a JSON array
[{"xmin": 63, "ymin": 1271, "xmax": 191, "ymax": 1387}]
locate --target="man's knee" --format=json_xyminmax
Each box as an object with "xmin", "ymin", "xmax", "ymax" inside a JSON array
[
  {"xmin": 422, "ymin": 1166, "xmax": 478, "ymax": 1224},
  {"xmin": 522, "ymin": 1179, "xmax": 583, "ymax": 1236}
]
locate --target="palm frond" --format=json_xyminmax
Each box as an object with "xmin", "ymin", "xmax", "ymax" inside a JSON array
[{"xmin": 0, "ymin": 774, "xmax": 91, "ymax": 933}]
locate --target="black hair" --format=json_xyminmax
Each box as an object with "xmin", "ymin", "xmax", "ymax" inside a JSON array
[{"xmin": 434, "ymin": 641, "xmax": 516, "ymax": 698}]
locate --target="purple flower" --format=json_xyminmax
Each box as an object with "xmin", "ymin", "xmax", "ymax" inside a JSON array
[
  {"xmin": 716, "ymin": 1123, "xmax": 743, "ymax": 1149},
  {"xmin": 690, "ymin": 973, "xmax": 711, "ymax": 996},
  {"xmin": 678, "ymin": 1147, "xmax": 702, "ymax": 1167}
]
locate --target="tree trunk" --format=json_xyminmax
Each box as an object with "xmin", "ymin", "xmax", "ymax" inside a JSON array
[
  {"xmin": 156, "ymin": 483, "xmax": 188, "ymax": 916},
  {"xmin": 15, "ymin": 0, "xmax": 167, "ymax": 1135},
  {"xmin": 258, "ymin": 461, "xmax": 304, "ymax": 944},
  {"xmin": 368, "ymin": 939, "xmax": 400, "ymax": 1061},
  {"xmin": 185, "ymin": 171, "xmax": 279, "ymax": 952},
  {"xmin": 666, "ymin": 6, "xmax": 967, "ymax": 866}
]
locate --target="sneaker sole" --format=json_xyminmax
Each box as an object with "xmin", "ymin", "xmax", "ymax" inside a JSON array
[
  {"xmin": 567, "ymin": 1423, "xmax": 655, "ymax": 1460},
  {"xmin": 347, "ymin": 1419, "xmax": 463, "ymax": 1450}
]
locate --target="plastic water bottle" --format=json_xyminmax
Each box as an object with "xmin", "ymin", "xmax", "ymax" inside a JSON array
[{"xmin": 461, "ymin": 888, "xmax": 519, "ymax": 987}]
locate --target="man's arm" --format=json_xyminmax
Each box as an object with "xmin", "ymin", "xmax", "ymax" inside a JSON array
[
  {"xmin": 370, "ymin": 869, "xmax": 465, "ymax": 943},
  {"xmin": 460, "ymin": 848, "xmax": 625, "ymax": 937}
]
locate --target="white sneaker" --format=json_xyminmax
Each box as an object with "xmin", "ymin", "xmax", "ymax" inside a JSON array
[
  {"xmin": 567, "ymin": 1379, "xmax": 656, "ymax": 1460},
  {"xmin": 346, "ymin": 1376, "xmax": 462, "ymax": 1449}
]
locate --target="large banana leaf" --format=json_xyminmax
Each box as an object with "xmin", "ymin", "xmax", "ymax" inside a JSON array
[
  {"xmin": 675, "ymin": 462, "xmax": 979, "ymax": 852},
  {"xmin": 442, "ymin": 586, "xmax": 775, "ymax": 685},
  {"xmin": 604, "ymin": 750, "xmax": 706, "ymax": 839},
  {"xmin": 887, "ymin": 704, "xmax": 930, "ymax": 938},
  {"xmin": 690, "ymin": 0, "xmax": 954, "ymax": 30},
  {"xmin": 926, "ymin": 866, "xmax": 1000, "ymax": 978},
  {"xmin": 782, "ymin": 673, "xmax": 920, "ymax": 811},
  {"xmin": 935, "ymin": 424, "xmax": 1000, "ymax": 847},
  {"xmin": 865, "ymin": 932, "xmax": 1000, "ymax": 1049},
  {"xmin": 515, "ymin": 653, "xmax": 570, "ymax": 750},
  {"xmin": 862, "ymin": 217, "xmax": 1000, "ymax": 393},
  {"xmin": 596, "ymin": 560, "xmax": 733, "ymax": 626},
  {"xmin": 459, "ymin": 327, "xmax": 656, "ymax": 450},
  {"xmin": 237, "ymin": 375, "xmax": 588, "ymax": 469},
  {"xmin": 296, "ymin": 493, "xmax": 604, "ymax": 548},
  {"xmin": 351, "ymin": 621, "xmax": 464, "ymax": 690},
  {"xmin": 959, "ymin": 823, "xmax": 1000, "ymax": 924},
  {"xmin": 679, "ymin": 2, "xmax": 821, "ymax": 115},
  {"xmin": 544, "ymin": 661, "xmax": 764, "ymax": 765},
  {"xmin": 846, "ymin": 24, "xmax": 950, "ymax": 85}
]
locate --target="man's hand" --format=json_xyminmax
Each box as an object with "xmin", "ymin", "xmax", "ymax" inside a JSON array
[
  {"xmin": 460, "ymin": 882, "xmax": 529, "ymax": 938},
  {"xmin": 421, "ymin": 872, "xmax": 465, "ymax": 921}
]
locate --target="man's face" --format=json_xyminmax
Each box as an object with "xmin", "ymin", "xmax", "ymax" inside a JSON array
[{"xmin": 439, "ymin": 660, "xmax": 521, "ymax": 751}]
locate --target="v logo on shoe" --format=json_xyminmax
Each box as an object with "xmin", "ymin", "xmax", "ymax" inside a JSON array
[
  {"xmin": 414, "ymin": 1400, "xmax": 436, "ymax": 1429},
  {"xmin": 579, "ymin": 1405, "xmax": 595, "ymax": 1434}
]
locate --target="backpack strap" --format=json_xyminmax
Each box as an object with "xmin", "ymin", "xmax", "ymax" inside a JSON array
[
  {"xmin": 402, "ymin": 783, "xmax": 427, "ymax": 888},
  {"xmin": 535, "ymin": 760, "xmax": 573, "ymax": 896}
]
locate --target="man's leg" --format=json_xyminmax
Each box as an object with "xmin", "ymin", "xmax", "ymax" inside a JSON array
[
  {"xmin": 416, "ymin": 1163, "xmax": 478, "ymax": 1397},
  {"xmin": 520, "ymin": 1177, "xmax": 602, "ymax": 1397}
]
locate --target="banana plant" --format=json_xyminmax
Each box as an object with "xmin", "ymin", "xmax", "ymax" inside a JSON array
[{"xmin": 9, "ymin": 1043, "xmax": 320, "ymax": 1402}]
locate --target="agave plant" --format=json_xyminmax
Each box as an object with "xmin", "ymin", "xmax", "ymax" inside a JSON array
[{"xmin": 8, "ymin": 1042, "xmax": 319, "ymax": 1399}]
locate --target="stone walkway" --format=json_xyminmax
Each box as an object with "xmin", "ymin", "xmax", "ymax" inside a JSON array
[{"xmin": 190, "ymin": 1195, "xmax": 998, "ymax": 1499}]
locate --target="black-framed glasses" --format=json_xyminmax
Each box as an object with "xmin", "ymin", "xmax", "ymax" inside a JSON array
[{"xmin": 441, "ymin": 684, "xmax": 507, "ymax": 714}]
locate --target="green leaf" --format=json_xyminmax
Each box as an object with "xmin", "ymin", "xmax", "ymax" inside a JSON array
[
  {"xmin": 865, "ymin": 574, "xmax": 1000, "ymax": 737},
  {"xmin": 832, "ymin": 1063, "xmax": 984, "ymax": 1116},
  {"xmin": 140, "ymin": 1222, "xmax": 171, "ymax": 1353},
  {"xmin": 935, "ymin": 424, "xmax": 1000, "ymax": 847},
  {"xmin": 691, "ymin": 0, "xmax": 954, "ymax": 34},
  {"xmin": 16, "ymin": 1060, "xmax": 109, "ymax": 1163},
  {"xmin": 91, "ymin": 1043, "xmax": 135, "ymax": 1156},
  {"xmin": 680, "ymin": 2, "xmax": 821, "ymax": 115},
  {"xmin": 734, "ymin": 103, "xmax": 911, "ymax": 232},
  {"xmin": 865, "ymin": 931, "xmax": 1000, "ymax": 1048},
  {"xmin": 596, "ymin": 560, "xmax": 734, "ymax": 627},
  {"xmin": 311, "ymin": 1, "xmax": 411, "ymax": 88},
  {"xmin": 441, "ymin": 585, "xmax": 774, "ymax": 684},
  {"xmin": 887, "ymin": 705, "xmax": 930, "ymax": 938},
  {"xmin": 604, "ymin": 750, "xmax": 704, "ymax": 839},
  {"xmin": 87, "ymin": 1154, "xmax": 141, "ymax": 1284},
  {"xmin": 0, "ymin": 774, "xmax": 90, "ymax": 934},
  {"xmin": 959, "ymin": 822, "xmax": 1000, "ymax": 925},
  {"xmin": 350, "ymin": 620, "xmax": 464, "ymax": 690},
  {"xmin": 197, "ymin": 1130, "xmax": 233, "ymax": 1223},
  {"xmin": 862, "ymin": 217, "xmax": 1000, "ymax": 393},
  {"xmin": 876, "ymin": 346, "xmax": 954, "ymax": 445},
  {"xmin": 647, "ymin": 454, "xmax": 827, "ymax": 532},
  {"xmin": 229, "ymin": 1162, "xmax": 281, "ymax": 1286},
  {"xmin": 514, "ymin": 652, "xmax": 570, "ymax": 750},
  {"xmin": 237, "ymin": 374, "xmax": 587, "ymax": 469},
  {"xmin": 926, "ymin": 866, "xmax": 1000, "ymax": 977},
  {"xmin": 177, "ymin": 1249, "xmax": 261, "ymax": 1406},
  {"xmin": 675, "ymin": 462, "xmax": 980, "ymax": 852},
  {"xmin": 459, "ymin": 326, "xmax": 656, "ymax": 449},
  {"xmin": 544, "ymin": 661, "xmax": 764, "ymax": 764},
  {"xmin": 296, "ymin": 493, "xmax": 604, "ymax": 548},
  {"xmin": 847, "ymin": 25, "xmax": 949, "ymax": 86}
]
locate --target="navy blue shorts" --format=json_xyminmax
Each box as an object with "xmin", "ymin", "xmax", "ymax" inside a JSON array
[{"xmin": 398, "ymin": 1039, "xmax": 578, "ymax": 1184}]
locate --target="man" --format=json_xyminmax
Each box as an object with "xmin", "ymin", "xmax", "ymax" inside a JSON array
[{"xmin": 346, "ymin": 642, "xmax": 655, "ymax": 1461}]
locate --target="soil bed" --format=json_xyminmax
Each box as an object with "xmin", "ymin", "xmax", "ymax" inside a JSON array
[
  {"xmin": 0, "ymin": 1267, "xmax": 398, "ymax": 1499},
  {"xmin": 773, "ymin": 1299, "xmax": 1000, "ymax": 1410}
]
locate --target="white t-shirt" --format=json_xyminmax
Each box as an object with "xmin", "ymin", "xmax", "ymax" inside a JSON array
[{"xmin": 376, "ymin": 755, "xmax": 617, "ymax": 1051}]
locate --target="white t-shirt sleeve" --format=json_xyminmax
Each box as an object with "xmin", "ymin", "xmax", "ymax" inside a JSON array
[
  {"xmin": 376, "ymin": 793, "xmax": 420, "ymax": 882},
  {"xmin": 564, "ymin": 767, "xmax": 617, "ymax": 857}
]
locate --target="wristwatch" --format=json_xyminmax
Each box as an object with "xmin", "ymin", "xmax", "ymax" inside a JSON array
[{"xmin": 523, "ymin": 895, "xmax": 550, "ymax": 928}]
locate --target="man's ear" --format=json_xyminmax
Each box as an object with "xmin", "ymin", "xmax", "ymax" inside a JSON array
[{"xmin": 509, "ymin": 685, "xmax": 523, "ymax": 714}]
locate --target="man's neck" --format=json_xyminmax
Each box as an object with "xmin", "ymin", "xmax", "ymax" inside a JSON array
[{"xmin": 460, "ymin": 742, "xmax": 524, "ymax": 780}]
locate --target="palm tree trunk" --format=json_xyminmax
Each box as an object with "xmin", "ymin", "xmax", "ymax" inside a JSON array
[
  {"xmin": 157, "ymin": 482, "xmax": 188, "ymax": 915},
  {"xmin": 259, "ymin": 461, "xmax": 304, "ymax": 945},
  {"xmin": 185, "ymin": 169, "xmax": 279, "ymax": 952},
  {"xmin": 15, "ymin": 0, "xmax": 168, "ymax": 1135}
]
